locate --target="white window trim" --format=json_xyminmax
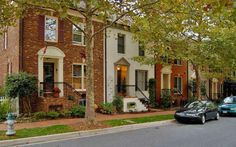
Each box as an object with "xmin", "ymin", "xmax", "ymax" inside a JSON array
[
  {"xmin": 3, "ymin": 31, "xmax": 8, "ymax": 49},
  {"xmin": 72, "ymin": 63, "xmax": 86, "ymax": 91},
  {"xmin": 44, "ymin": 15, "xmax": 58, "ymax": 43},
  {"xmin": 72, "ymin": 24, "xmax": 94, "ymax": 47},
  {"xmin": 72, "ymin": 23, "xmax": 85, "ymax": 46},
  {"xmin": 174, "ymin": 77, "xmax": 182, "ymax": 94},
  {"xmin": 117, "ymin": 33, "xmax": 125, "ymax": 54}
]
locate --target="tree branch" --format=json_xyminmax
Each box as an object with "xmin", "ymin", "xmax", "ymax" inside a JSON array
[{"xmin": 91, "ymin": 0, "xmax": 161, "ymax": 39}]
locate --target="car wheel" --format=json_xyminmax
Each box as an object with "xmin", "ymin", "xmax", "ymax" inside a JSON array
[
  {"xmin": 201, "ymin": 115, "xmax": 206, "ymax": 124},
  {"xmin": 215, "ymin": 112, "xmax": 220, "ymax": 120}
]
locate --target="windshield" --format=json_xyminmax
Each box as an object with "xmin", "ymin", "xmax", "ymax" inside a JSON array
[
  {"xmin": 223, "ymin": 97, "xmax": 236, "ymax": 104},
  {"xmin": 185, "ymin": 101, "xmax": 205, "ymax": 109}
]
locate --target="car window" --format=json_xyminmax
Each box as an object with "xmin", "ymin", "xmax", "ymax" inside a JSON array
[
  {"xmin": 224, "ymin": 97, "xmax": 236, "ymax": 104},
  {"xmin": 185, "ymin": 101, "xmax": 204, "ymax": 109},
  {"xmin": 207, "ymin": 102, "xmax": 215, "ymax": 109}
]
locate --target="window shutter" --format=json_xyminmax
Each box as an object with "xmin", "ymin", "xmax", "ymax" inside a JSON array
[
  {"xmin": 38, "ymin": 15, "xmax": 45, "ymax": 41},
  {"xmin": 58, "ymin": 19, "xmax": 65, "ymax": 43},
  {"xmin": 145, "ymin": 71, "xmax": 148, "ymax": 91}
]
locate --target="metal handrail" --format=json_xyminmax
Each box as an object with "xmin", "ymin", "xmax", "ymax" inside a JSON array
[{"xmin": 39, "ymin": 82, "xmax": 82, "ymax": 99}]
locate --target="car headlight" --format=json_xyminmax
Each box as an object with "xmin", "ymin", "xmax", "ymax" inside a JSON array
[{"xmin": 230, "ymin": 107, "xmax": 236, "ymax": 110}]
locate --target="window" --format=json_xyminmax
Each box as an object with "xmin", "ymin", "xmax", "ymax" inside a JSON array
[
  {"xmin": 3, "ymin": 30, "xmax": 8, "ymax": 49},
  {"xmin": 118, "ymin": 33, "xmax": 125, "ymax": 53},
  {"xmin": 72, "ymin": 64, "xmax": 86, "ymax": 90},
  {"xmin": 139, "ymin": 42, "xmax": 145, "ymax": 56},
  {"xmin": 72, "ymin": 24, "xmax": 85, "ymax": 45},
  {"xmin": 45, "ymin": 16, "xmax": 58, "ymax": 42},
  {"xmin": 135, "ymin": 70, "xmax": 148, "ymax": 91},
  {"xmin": 174, "ymin": 77, "xmax": 182, "ymax": 94},
  {"xmin": 174, "ymin": 59, "xmax": 182, "ymax": 65}
]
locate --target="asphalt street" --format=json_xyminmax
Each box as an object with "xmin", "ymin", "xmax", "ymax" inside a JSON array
[{"xmin": 23, "ymin": 117, "xmax": 236, "ymax": 147}]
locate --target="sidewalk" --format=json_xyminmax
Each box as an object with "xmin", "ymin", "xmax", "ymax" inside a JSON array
[{"xmin": 0, "ymin": 109, "xmax": 175, "ymax": 131}]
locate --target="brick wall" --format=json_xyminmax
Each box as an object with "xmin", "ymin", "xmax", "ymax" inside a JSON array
[{"xmin": 0, "ymin": 21, "xmax": 20, "ymax": 86}]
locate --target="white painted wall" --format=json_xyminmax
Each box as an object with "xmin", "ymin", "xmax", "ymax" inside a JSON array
[{"xmin": 106, "ymin": 27, "xmax": 154, "ymax": 102}]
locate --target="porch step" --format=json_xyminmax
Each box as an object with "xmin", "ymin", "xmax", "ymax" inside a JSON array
[{"xmin": 123, "ymin": 97, "xmax": 148, "ymax": 112}]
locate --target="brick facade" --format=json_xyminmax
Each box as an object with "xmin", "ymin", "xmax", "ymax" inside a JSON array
[
  {"xmin": 155, "ymin": 62, "xmax": 188, "ymax": 105},
  {"xmin": 0, "ymin": 9, "xmax": 104, "ymax": 112},
  {"xmin": 0, "ymin": 21, "xmax": 20, "ymax": 86}
]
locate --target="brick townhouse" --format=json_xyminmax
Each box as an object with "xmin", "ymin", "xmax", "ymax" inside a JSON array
[
  {"xmin": 155, "ymin": 60, "xmax": 188, "ymax": 106},
  {"xmin": 0, "ymin": 9, "xmax": 104, "ymax": 112}
]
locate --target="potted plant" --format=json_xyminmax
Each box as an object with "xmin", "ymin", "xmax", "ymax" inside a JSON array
[{"xmin": 53, "ymin": 87, "xmax": 61, "ymax": 98}]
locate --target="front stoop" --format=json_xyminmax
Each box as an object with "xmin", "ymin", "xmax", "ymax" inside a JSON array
[{"xmin": 123, "ymin": 98, "xmax": 148, "ymax": 112}]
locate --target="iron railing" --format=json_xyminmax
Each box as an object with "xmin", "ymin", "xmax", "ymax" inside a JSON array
[
  {"xmin": 39, "ymin": 82, "xmax": 82, "ymax": 101},
  {"xmin": 116, "ymin": 85, "xmax": 149, "ymax": 106}
]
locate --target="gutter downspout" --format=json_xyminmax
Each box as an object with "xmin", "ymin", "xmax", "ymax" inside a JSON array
[
  {"xmin": 104, "ymin": 28, "xmax": 107, "ymax": 103},
  {"xmin": 19, "ymin": 18, "xmax": 23, "ymax": 72}
]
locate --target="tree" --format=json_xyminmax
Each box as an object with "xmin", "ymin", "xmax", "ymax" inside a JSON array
[
  {"xmin": 131, "ymin": 0, "xmax": 236, "ymax": 99},
  {"xmin": 5, "ymin": 72, "xmax": 37, "ymax": 114},
  {"xmin": 0, "ymin": 0, "xmax": 24, "ymax": 34},
  {"xmin": 2, "ymin": 0, "xmax": 160, "ymax": 123}
]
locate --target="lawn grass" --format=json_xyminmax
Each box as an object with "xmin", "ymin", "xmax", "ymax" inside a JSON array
[
  {"xmin": 0, "ymin": 125, "xmax": 74, "ymax": 140},
  {"xmin": 104, "ymin": 114, "xmax": 174, "ymax": 127}
]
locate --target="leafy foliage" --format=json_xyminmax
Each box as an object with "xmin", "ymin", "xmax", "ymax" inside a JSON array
[
  {"xmin": 33, "ymin": 111, "xmax": 47, "ymax": 120},
  {"xmin": 112, "ymin": 95, "xmax": 123, "ymax": 113},
  {"xmin": 148, "ymin": 78, "xmax": 156, "ymax": 107},
  {"xmin": 160, "ymin": 92, "xmax": 171, "ymax": 109},
  {"xmin": 0, "ymin": 87, "xmax": 5, "ymax": 96},
  {"xmin": 5, "ymin": 72, "xmax": 37, "ymax": 98},
  {"xmin": 99, "ymin": 103, "xmax": 115, "ymax": 115},
  {"xmin": 47, "ymin": 111, "xmax": 60, "ymax": 119},
  {"xmin": 71, "ymin": 105, "xmax": 85, "ymax": 118},
  {"xmin": 0, "ymin": 100, "xmax": 11, "ymax": 121}
]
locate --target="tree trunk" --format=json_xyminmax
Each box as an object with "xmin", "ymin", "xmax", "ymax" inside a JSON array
[
  {"xmin": 193, "ymin": 64, "xmax": 201, "ymax": 100},
  {"xmin": 85, "ymin": 1, "xmax": 96, "ymax": 124}
]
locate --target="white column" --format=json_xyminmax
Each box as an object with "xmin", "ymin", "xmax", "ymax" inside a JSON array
[
  {"xmin": 58, "ymin": 58, "xmax": 64, "ymax": 97},
  {"xmin": 38, "ymin": 56, "xmax": 44, "ymax": 96}
]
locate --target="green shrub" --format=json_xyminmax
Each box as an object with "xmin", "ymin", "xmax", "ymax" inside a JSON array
[
  {"xmin": 99, "ymin": 103, "xmax": 115, "ymax": 114},
  {"xmin": 0, "ymin": 87, "xmax": 5, "ymax": 96},
  {"xmin": 47, "ymin": 111, "xmax": 60, "ymax": 119},
  {"xmin": 59, "ymin": 110, "xmax": 71, "ymax": 118},
  {"xmin": 0, "ymin": 100, "xmax": 11, "ymax": 121},
  {"xmin": 5, "ymin": 72, "xmax": 37, "ymax": 114},
  {"xmin": 160, "ymin": 92, "xmax": 171, "ymax": 109},
  {"xmin": 33, "ymin": 111, "xmax": 47, "ymax": 120},
  {"xmin": 112, "ymin": 95, "xmax": 123, "ymax": 113},
  {"xmin": 149, "ymin": 78, "xmax": 157, "ymax": 107},
  {"xmin": 71, "ymin": 105, "xmax": 85, "ymax": 118}
]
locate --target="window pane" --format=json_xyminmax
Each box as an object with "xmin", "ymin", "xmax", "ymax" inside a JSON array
[
  {"xmin": 73, "ymin": 34, "xmax": 82, "ymax": 43},
  {"xmin": 73, "ymin": 65, "xmax": 82, "ymax": 77},
  {"xmin": 73, "ymin": 77, "xmax": 82, "ymax": 89},
  {"xmin": 73, "ymin": 25, "xmax": 84, "ymax": 44},
  {"xmin": 45, "ymin": 17, "xmax": 57, "ymax": 41},
  {"xmin": 118, "ymin": 34, "xmax": 125, "ymax": 53},
  {"xmin": 139, "ymin": 43, "xmax": 145, "ymax": 56}
]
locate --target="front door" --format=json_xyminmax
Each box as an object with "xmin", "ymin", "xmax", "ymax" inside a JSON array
[
  {"xmin": 116, "ymin": 65, "xmax": 128, "ymax": 95},
  {"xmin": 44, "ymin": 63, "xmax": 54, "ymax": 92}
]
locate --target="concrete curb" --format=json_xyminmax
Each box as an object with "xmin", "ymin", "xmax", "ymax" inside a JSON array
[{"xmin": 0, "ymin": 119, "xmax": 175, "ymax": 147}]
